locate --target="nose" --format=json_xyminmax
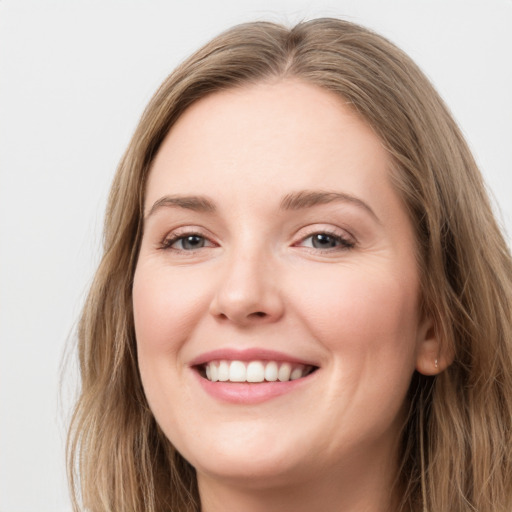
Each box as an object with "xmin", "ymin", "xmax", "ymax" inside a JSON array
[{"xmin": 209, "ymin": 250, "xmax": 285, "ymax": 326}]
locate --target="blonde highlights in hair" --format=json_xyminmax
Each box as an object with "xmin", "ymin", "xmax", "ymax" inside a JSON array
[{"xmin": 67, "ymin": 18, "xmax": 512, "ymax": 511}]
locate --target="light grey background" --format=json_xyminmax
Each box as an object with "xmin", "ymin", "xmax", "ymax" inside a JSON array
[{"xmin": 1, "ymin": 1, "xmax": 511, "ymax": 510}]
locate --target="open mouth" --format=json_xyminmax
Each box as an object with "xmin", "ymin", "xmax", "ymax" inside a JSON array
[{"xmin": 197, "ymin": 360, "xmax": 318, "ymax": 383}]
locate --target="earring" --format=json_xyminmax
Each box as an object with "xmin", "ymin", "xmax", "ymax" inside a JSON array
[{"xmin": 434, "ymin": 358, "xmax": 439, "ymax": 369}]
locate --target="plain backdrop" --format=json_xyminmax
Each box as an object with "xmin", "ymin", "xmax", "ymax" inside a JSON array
[{"xmin": 0, "ymin": 0, "xmax": 511, "ymax": 510}]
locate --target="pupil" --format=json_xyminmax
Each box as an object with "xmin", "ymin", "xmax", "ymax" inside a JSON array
[
  {"xmin": 312, "ymin": 234, "xmax": 336, "ymax": 248},
  {"xmin": 183, "ymin": 235, "xmax": 204, "ymax": 250}
]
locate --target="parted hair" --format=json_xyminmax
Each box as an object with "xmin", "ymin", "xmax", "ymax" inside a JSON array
[{"xmin": 67, "ymin": 18, "xmax": 512, "ymax": 512}]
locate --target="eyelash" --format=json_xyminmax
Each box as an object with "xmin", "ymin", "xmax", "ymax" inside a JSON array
[
  {"xmin": 295, "ymin": 229, "xmax": 355, "ymax": 251},
  {"xmin": 158, "ymin": 231, "xmax": 214, "ymax": 252},
  {"xmin": 158, "ymin": 228, "xmax": 356, "ymax": 253}
]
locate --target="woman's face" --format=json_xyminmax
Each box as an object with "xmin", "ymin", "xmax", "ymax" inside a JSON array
[{"xmin": 133, "ymin": 81, "xmax": 433, "ymax": 489}]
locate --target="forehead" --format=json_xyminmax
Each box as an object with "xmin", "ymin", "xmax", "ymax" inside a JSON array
[{"xmin": 146, "ymin": 80, "xmax": 394, "ymax": 220}]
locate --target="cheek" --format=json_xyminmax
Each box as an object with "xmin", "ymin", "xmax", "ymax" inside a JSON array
[
  {"xmin": 295, "ymin": 263, "xmax": 421, "ymax": 367},
  {"xmin": 296, "ymin": 265, "xmax": 421, "ymax": 436},
  {"xmin": 132, "ymin": 263, "xmax": 212, "ymax": 356},
  {"xmin": 132, "ymin": 263, "xmax": 210, "ymax": 437}
]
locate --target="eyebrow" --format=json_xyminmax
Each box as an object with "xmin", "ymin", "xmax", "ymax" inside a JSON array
[
  {"xmin": 146, "ymin": 195, "xmax": 216, "ymax": 219},
  {"xmin": 280, "ymin": 190, "xmax": 380, "ymax": 223},
  {"xmin": 146, "ymin": 189, "xmax": 379, "ymax": 222}
]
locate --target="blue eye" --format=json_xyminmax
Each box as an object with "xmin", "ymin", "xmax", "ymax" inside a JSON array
[
  {"xmin": 311, "ymin": 233, "xmax": 339, "ymax": 248},
  {"xmin": 300, "ymin": 232, "xmax": 354, "ymax": 250},
  {"xmin": 176, "ymin": 235, "xmax": 207, "ymax": 250},
  {"xmin": 161, "ymin": 234, "xmax": 212, "ymax": 251}
]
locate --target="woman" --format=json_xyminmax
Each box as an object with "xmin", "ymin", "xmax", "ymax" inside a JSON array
[{"xmin": 67, "ymin": 18, "xmax": 512, "ymax": 512}]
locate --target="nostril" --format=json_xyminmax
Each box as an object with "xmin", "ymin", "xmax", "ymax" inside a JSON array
[{"xmin": 252, "ymin": 312, "xmax": 267, "ymax": 318}]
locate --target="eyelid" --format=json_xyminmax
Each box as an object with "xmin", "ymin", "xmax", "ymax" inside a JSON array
[
  {"xmin": 293, "ymin": 225, "xmax": 356, "ymax": 250},
  {"xmin": 156, "ymin": 224, "xmax": 356, "ymax": 253},
  {"xmin": 158, "ymin": 226, "xmax": 218, "ymax": 251}
]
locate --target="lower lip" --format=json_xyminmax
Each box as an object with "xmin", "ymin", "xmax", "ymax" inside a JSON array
[{"xmin": 193, "ymin": 370, "xmax": 316, "ymax": 404}]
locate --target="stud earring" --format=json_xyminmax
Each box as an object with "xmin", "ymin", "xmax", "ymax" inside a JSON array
[{"xmin": 434, "ymin": 358, "xmax": 439, "ymax": 369}]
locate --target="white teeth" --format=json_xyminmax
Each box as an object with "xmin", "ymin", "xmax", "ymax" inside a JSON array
[
  {"xmin": 278, "ymin": 362, "xmax": 292, "ymax": 382},
  {"xmin": 290, "ymin": 367, "xmax": 303, "ymax": 380},
  {"xmin": 218, "ymin": 360, "xmax": 229, "ymax": 381},
  {"xmin": 210, "ymin": 362, "xmax": 219, "ymax": 382},
  {"xmin": 229, "ymin": 361, "xmax": 246, "ymax": 382},
  {"xmin": 247, "ymin": 361, "xmax": 265, "ymax": 382},
  {"xmin": 264, "ymin": 361, "xmax": 278, "ymax": 382},
  {"xmin": 203, "ymin": 360, "xmax": 312, "ymax": 383}
]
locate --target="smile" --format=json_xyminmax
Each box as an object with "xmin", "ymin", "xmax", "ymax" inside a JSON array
[
  {"xmin": 202, "ymin": 360, "xmax": 316, "ymax": 383},
  {"xmin": 190, "ymin": 349, "xmax": 320, "ymax": 403}
]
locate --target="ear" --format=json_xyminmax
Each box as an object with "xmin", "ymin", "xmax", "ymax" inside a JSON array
[{"xmin": 415, "ymin": 315, "xmax": 454, "ymax": 376}]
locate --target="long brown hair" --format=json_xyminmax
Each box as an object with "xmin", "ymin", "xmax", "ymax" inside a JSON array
[{"xmin": 67, "ymin": 18, "xmax": 512, "ymax": 511}]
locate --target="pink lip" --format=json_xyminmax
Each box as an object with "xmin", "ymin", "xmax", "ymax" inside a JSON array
[
  {"xmin": 189, "ymin": 348, "xmax": 319, "ymax": 405},
  {"xmin": 189, "ymin": 348, "xmax": 318, "ymax": 367},
  {"xmin": 193, "ymin": 369, "xmax": 318, "ymax": 404}
]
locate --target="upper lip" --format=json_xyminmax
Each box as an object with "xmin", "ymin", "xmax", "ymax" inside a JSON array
[{"xmin": 189, "ymin": 348, "xmax": 320, "ymax": 368}]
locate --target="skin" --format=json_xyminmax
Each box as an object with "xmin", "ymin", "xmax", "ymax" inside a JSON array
[{"xmin": 133, "ymin": 80, "xmax": 442, "ymax": 512}]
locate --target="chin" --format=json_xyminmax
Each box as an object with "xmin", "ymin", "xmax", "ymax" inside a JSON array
[
  {"xmin": 194, "ymin": 453, "xmax": 310, "ymax": 490},
  {"xmin": 176, "ymin": 426, "xmax": 313, "ymax": 487}
]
